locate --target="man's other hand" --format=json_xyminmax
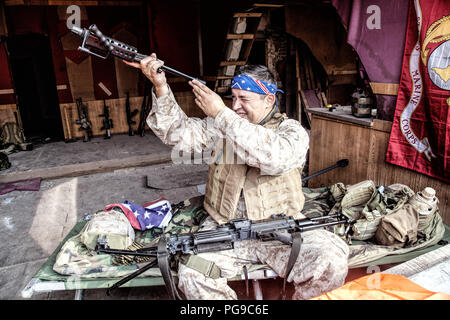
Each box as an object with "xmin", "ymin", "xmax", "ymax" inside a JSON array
[{"xmin": 189, "ymin": 79, "xmax": 226, "ymax": 118}]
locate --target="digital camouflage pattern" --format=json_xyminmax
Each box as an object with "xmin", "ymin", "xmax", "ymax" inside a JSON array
[{"xmin": 80, "ymin": 209, "xmax": 135, "ymax": 251}]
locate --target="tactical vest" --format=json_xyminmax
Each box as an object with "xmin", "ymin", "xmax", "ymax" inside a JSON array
[{"xmin": 203, "ymin": 113, "xmax": 306, "ymax": 224}]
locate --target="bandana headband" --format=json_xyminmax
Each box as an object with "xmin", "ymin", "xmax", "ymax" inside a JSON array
[{"xmin": 231, "ymin": 74, "xmax": 284, "ymax": 96}]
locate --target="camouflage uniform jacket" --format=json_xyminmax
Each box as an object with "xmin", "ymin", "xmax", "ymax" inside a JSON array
[{"xmin": 146, "ymin": 85, "xmax": 310, "ymax": 220}]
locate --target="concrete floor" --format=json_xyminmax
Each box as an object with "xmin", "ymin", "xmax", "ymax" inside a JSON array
[{"xmin": 0, "ymin": 132, "xmax": 206, "ymax": 300}]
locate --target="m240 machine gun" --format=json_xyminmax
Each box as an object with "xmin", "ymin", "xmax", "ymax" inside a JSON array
[
  {"xmin": 75, "ymin": 98, "xmax": 93, "ymax": 142},
  {"xmin": 70, "ymin": 24, "xmax": 205, "ymax": 84},
  {"xmin": 96, "ymin": 213, "xmax": 349, "ymax": 299}
]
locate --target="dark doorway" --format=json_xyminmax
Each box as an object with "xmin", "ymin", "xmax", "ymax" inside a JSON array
[{"xmin": 6, "ymin": 34, "xmax": 63, "ymax": 141}]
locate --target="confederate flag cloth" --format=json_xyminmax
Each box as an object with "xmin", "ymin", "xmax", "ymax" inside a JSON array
[
  {"xmin": 386, "ymin": 0, "xmax": 450, "ymax": 183},
  {"xmin": 105, "ymin": 198, "xmax": 173, "ymax": 231}
]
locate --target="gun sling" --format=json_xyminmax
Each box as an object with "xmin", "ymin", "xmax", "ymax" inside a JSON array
[
  {"xmin": 178, "ymin": 255, "xmax": 222, "ymax": 279},
  {"xmin": 156, "ymin": 234, "xmax": 302, "ymax": 300},
  {"xmin": 157, "ymin": 237, "xmax": 183, "ymax": 300},
  {"xmin": 282, "ymin": 232, "xmax": 302, "ymax": 299}
]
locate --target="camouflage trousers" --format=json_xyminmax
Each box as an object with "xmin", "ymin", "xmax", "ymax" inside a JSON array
[{"xmin": 177, "ymin": 217, "xmax": 349, "ymax": 300}]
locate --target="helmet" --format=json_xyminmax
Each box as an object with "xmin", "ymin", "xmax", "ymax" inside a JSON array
[{"xmin": 80, "ymin": 209, "xmax": 135, "ymax": 251}]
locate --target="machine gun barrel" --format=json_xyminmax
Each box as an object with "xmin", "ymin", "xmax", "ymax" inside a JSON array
[
  {"xmin": 70, "ymin": 25, "xmax": 206, "ymax": 84},
  {"xmin": 301, "ymin": 159, "xmax": 349, "ymax": 183}
]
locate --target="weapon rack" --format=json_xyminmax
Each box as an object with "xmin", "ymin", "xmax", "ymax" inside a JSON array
[{"xmin": 58, "ymin": 91, "xmax": 206, "ymax": 140}]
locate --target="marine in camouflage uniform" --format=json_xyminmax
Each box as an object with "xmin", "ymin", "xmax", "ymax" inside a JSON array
[{"xmin": 125, "ymin": 56, "xmax": 349, "ymax": 299}]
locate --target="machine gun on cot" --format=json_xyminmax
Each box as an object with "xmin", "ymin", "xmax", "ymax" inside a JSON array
[{"xmin": 96, "ymin": 212, "xmax": 350, "ymax": 299}]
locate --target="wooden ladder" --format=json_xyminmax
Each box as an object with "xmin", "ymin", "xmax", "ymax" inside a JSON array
[{"xmin": 213, "ymin": 11, "xmax": 263, "ymax": 94}]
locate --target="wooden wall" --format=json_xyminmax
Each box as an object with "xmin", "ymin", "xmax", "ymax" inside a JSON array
[
  {"xmin": 308, "ymin": 114, "xmax": 450, "ymax": 225},
  {"xmin": 59, "ymin": 90, "xmax": 205, "ymax": 139},
  {"xmin": 0, "ymin": 104, "xmax": 18, "ymax": 126}
]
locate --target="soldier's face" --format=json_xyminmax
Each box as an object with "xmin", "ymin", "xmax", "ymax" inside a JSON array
[{"xmin": 231, "ymin": 89, "xmax": 274, "ymax": 124}]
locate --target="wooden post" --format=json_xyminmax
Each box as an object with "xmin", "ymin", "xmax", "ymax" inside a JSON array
[{"xmin": 295, "ymin": 47, "xmax": 302, "ymax": 123}]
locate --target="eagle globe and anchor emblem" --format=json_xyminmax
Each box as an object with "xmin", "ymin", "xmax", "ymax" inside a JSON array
[
  {"xmin": 424, "ymin": 15, "xmax": 450, "ymax": 100},
  {"xmin": 400, "ymin": 13, "xmax": 449, "ymax": 161},
  {"xmin": 427, "ymin": 40, "xmax": 450, "ymax": 93}
]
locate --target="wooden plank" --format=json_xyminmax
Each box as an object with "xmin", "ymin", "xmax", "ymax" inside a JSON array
[
  {"xmin": 320, "ymin": 92, "xmax": 328, "ymax": 106},
  {"xmin": 65, "ymin": 56, "xmax": 95, "ymax": 102},
  {"xmin": 0, "ymin": 1, "xmax": 7, "ymax": 36},
  {"xmin": 303, "ymin": 54, "xmax": 312, "ymax": 89},
  {"xmin": 215, "ymin": 76, "xmax": 235, "ymax": 80},
  {"xmin": 253, "ymin": 3, "xmax": 284, "ymax": 7},
  {"xmin": 0, "ymin": 104, "xmax": 17, "ymax": 111},
  {"xmin": 61, "ymin": 105, "xmax": 73, "ymax": 140},
  {"xmin": 332, "ymin": 70, "xmax": 358, "ymax": 75},
  {"xmin": 0, "ymin": 89, "xmax": 13, "ymax": 95},
  {"xmin": 299, "ymin": 90, "xmax": 311, "ymax": 126},
  {"xmin": 233, "ymin": 13, "xmax": 263, "ymax": 18},
  {"xmin": 0, "ymin": 104, "xmax": 18, "ymax": 126},
  {"xmin": 219, "ymin": 61, "xmax": 247, "ymax": 66},
  {"xmin": 370, "ymin": 82, "xmax": 399, "ymax": 95},
  {"xmin": 307, "ymin": 107, "xmax": 373, "ymax": 127},
  {"xmin": 372, "ymin": 119, "xmax": 392, "ymax": 133},
  {"xmin": 226, "ymin": 34, "xmax": 254, "ymax": 40},
  {"xmin": 295, "ymin": 48, "xmax": 302, "ymax": 123},
  {"xmin": 216, "ymin": 87, "xmax": 228, "ymax": 94},
  {"xmin": 0, "ymin": 152, "xmax": 172, "ymax": 184}
]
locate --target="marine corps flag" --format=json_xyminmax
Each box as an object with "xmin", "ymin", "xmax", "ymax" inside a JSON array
[{"xmin": 386, "ymin": 0, "xmax": 450, "ymax": 183}]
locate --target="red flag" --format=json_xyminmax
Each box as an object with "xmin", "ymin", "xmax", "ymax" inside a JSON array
[{"xmin": 386, "ymin": 0, "xmax": 450, "ymax": 183}]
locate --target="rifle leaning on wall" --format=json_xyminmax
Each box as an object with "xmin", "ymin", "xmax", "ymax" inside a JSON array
[
  {"xmin": 137, "ymin": 80, "xmax": 152, "ymax": 137},
  {"xmin": 74, "ymin": 98, "xmax": 93, "ymax": 142},
  {"xmin": 70, "ymin": 24, "xmax": 206, "ymax": 84},
  {"xmin": 96, "ymin": 213, "xmax": 350, "ymax": 299},
  {"xmin": 125, "ymin": 92, "xmax": 138, "ymax": 136},
  {"xmin": 99, "ymin": 99, "xmax": 113, "ymax": 139}
]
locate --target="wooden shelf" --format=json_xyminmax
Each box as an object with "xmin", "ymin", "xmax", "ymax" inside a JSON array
[{"xmin": 307, "ymin": 107, "xmax": 373, "ymax": 127}]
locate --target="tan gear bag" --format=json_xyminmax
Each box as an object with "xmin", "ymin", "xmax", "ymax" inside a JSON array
[{"xmin": 375, "ymin": 204, "xmax": 419, "ymax": 248}]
